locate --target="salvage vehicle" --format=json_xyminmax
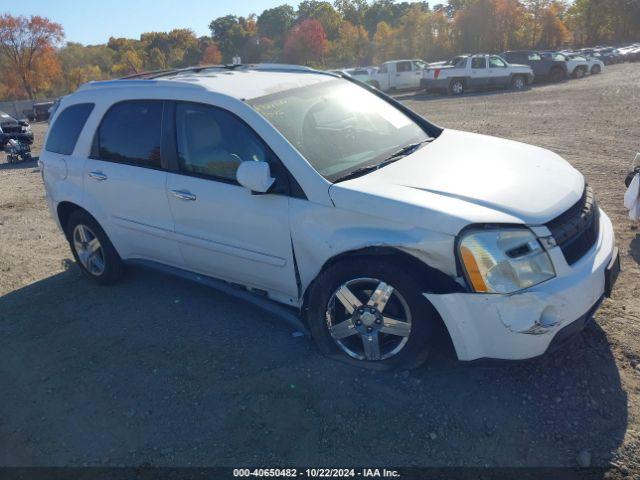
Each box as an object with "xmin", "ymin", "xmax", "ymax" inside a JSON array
[
  {"xmin": 541, "ymin": 52, "xmax": 589, "ymax": 78},
  {"xmin": 500, "ymin": 50, "xmax": 567, "ymax": 82},
  {"xmin": 371, "ymin": 59, "xmax": 427, "ymax": 91},
  {"xmin": 0, "ymin": 110, "xmax": 34, "ymax": 146},
  {"xmin": 420, "ymin": 54, "xmax": 533, "ymax": 95},
  {"xmin": 568, "ymin": 53, "xmax": 605, "ymax": 75},
  {"xmin": 40, "ymin": 64, "xmax": 619, "ymax": 369},
  {"xmin": 33, "ymin": 101, "xmax": 55, "ymax": 122},
  {"xmin": 330, "ymin": 67, "xmax": 378, "ymax": 86}
]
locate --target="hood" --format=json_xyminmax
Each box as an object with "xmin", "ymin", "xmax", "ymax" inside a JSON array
[{"xmin": 329, "ymin": 129, "xmax": 584, "ymax": 235}]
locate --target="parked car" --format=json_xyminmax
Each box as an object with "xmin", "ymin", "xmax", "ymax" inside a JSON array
[
  {"xmin": 421, "ymin": 54, "xmax": 534, "ymax": 95},
  {"xmin": 371, "ymin": 59, "xmax": 428, "ymax": 91},
  {"xmin": 332, "ymin": 67, "xmax": 378, "ymax": 86},
  {"xmin": 0, "ymin": 110, "xmax": 34, "ymax": 146},
  {"xmin": 33, "ymin": 101, "xmax": 55, "ymax": 122},
  {"xmin": 568, "ymin": 53, "xmax": 605, "ymax": 75},
  {"xmin": 22, "ymin": 109, "xmax": 36, "ymax": 122},
  {"xmin": 40, "ymin": 64, "xmax": 619, "ymax": 368},
  {"xmin": 541, "ymin": 52, "xmax": 589, "ymax": 78},
  {"xmin": 500, "ymin": 50, "xmax": 568, "ymax": 82}
]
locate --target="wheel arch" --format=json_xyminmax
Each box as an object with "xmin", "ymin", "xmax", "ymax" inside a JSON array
[
  {"xmin": 301, "ymin": 245, "xmax": 464, "ymax": 311},
  {"xmin": 56, "ymin": 201, "xmax": 105, "ymax": 243}
]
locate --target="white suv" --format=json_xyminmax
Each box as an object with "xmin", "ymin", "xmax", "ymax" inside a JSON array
[{"xmin": 41, "ymin": 64, "xmax": 619, "ymax": 369}]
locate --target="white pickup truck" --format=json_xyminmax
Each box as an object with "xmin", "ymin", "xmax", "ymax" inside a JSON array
[
  {"xmin": 420, "ymin": 54, "xmax": 534, "ymax": 95},
  {"xmin": 370, "ymin": 59, "xmax": 427, "ymax": 91}
]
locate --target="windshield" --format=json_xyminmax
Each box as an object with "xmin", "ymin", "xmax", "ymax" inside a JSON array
[{"xmin": 249, "ymin": 79, "xmax": 430, "ymax": 182}]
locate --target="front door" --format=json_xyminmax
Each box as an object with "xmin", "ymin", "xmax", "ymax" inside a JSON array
[
  {"xmin": 165, "ymin": 101, "xmax": 298, "ymax": 300},
  {"xmin": 487, "ymin": 56, "xmax": 510, "ymax": 87},
  {"xmin": 469, "ymin": 56, "xmax": 489, "ymax": 89}
]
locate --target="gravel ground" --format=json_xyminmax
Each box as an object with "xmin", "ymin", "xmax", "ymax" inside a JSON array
[{"xmin": 1, "ymin": 63, "xmax": 639, "ymax": 475}]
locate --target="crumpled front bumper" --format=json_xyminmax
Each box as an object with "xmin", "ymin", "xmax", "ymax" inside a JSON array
[{"xmin": 424, "ymin": 209, "xmax": 616, "ymax": 361}]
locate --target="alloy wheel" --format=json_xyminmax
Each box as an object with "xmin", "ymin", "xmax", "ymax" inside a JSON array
[
  {"xmin": 325, "ymin": 278, "xmax": 412, "ymax": 361},
  {"xmin": 73, "ymin": 224, "xmax": 106, "ymax": 276}
]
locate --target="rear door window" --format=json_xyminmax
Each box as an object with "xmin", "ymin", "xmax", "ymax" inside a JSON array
[
  {"xmin": 95, "ymin": 100, "xmax": 163, "ymax": 168},
  {"xmin": 471, "ymin": 57, "xmax": 487, "ymax": 69},
  {"xmin": 45, "ymin": 103, "xmax": 94, "ymax": 155}
]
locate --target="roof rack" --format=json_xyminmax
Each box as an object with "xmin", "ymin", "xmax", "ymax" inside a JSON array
[{"xmin": 118, "ymin": 63, "xmax": 326, "ymax": 81}]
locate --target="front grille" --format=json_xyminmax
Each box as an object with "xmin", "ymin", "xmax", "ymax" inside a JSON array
[{"xmin": 545, "ymin": 185, "xmax": 600, "ymax": 265}]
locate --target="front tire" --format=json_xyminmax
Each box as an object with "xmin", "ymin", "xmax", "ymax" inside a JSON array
[
  {"xmin": 66, "ymin": 210, "xmax": 123, "ymax": 285},
  {"xmin": 573, "ymin": 67, "xmax": 586, "ymax": 79},
  {"xmin": 511, "ymin": 75, "xmax": 526, "ymax": 90},
  {"xmin": 591, "ymin": 64, "xmax": 601, "ymax": 74},
  {"xmin": 307, "ymin": 258, "xmax": 438, "ymax": 370},
  {"xmin": 550, "ymin": 67, "xmax": 564, "ymax": 82}
]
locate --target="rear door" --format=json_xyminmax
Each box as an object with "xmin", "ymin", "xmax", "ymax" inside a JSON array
[
  {"xmin": 469, "ymin": 56, "xmax": 489, "ymax": 89},
  {"xmin": 82, "ymin": 100, "xmax": 182, "ymax": 266},
  {"xmin": 395, "ymin": 61, "xmax": 414, "ymax": 88},
  {"xmin": 165, "ymin": 101, "xmax": 298, "ymax": 300},
  {"xmin": 526, "ymin": 52, "xmax": 546, "ymax": 78}
]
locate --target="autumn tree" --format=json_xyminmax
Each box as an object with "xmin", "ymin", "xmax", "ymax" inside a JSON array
[
  {"xmin": 394, "ymin": 6, "xmax": 432, "ymax": 59},
  {"xmin": 297, "ymin": 1, "xmax": 344, "ymax": 39},
  {"xmin": 334, "ymin": 0, "xmax": 369, "ymax": 26},
  {"xmin": 0, "ymin": 14, "xmax": 64, "ymax": 99},
  {"xmin": 372, "ymin": 21, "xmax": 396, "ymax": 63},
  {"xmin": 536, "ymin": 1, "xmax": 571, "ymax": 47},
  {"xmin": 283, "ymin": 19, "xmax": 328, "ymax": 65},
  {"xmin": 200, "ymin": 42, "xmax": 222, "ymax": 64},
  {"xmin": 329, "ymin": 21, "xmax": 370, "ymax": 66}
]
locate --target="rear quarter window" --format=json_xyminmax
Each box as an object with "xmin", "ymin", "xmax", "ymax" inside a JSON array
[{"xmin": 45, "ymin": 103, "xmax": 94, "ymax": 155}]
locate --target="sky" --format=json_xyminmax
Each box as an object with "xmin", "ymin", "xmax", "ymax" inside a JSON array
[{"xmin": 6, "ymin": 0, "xmax": 303, "ymax": 45}]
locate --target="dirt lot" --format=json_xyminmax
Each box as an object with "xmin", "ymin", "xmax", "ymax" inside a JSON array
[{"xmin": 1, "ymin": 63, "xmax": 640, "ymax": 475}]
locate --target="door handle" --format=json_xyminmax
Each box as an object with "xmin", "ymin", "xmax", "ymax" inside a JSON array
[
  {"xmin": 88, "ymin": 171, "xmax": 107, "ymax": 181},
  {"xmin": 171, "ymin": 189, "xmax": 196, "ymax": 201}
]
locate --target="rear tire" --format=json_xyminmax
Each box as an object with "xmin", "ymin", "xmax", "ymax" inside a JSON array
[
  {"xmin": 369, "ymin": 80, "xmax": 380, "ymax": 89},
  {"xmin": 573, "ymin": 67, "xmax": 586, "ymax": 79},
  {"xmin": 307, "ymin": 258, "xmax": 439, "ymax": 370},
  {"xmin": 66, "ymin": 210, "xmax": 123, "ymax": 285},
  {"xmin": 449, "ymin": 79, "xmax": 465, "ymax": 95},
  {"xmin": 591, "ymin": 64, "xmax": 601, "ymax": 74}
]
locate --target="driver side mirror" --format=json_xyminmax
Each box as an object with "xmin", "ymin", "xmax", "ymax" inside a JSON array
[{"xmin": 236, "ymin": 161, "xmax": 275, "ymax": 194}]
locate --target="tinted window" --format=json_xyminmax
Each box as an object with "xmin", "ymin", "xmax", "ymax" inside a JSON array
[
  {"xmin": 397, "ymin": 61, "xmax": 412, "ymax": 72},
  {"xmin": 97, "ymin": 100, "xmax": 162, "ymax": 168},
  {"xmin": 176, "ymin": 102, "xmax": 267, "ymax": 181},
  {"xmin": 45, "ymin": 103, "xmax": 94, "ymax": 155},
  {"xmin": 471, "ymin": 57, "xmax": 486, "ymax": 69},
  {"xmin": 489, "ymin": 56, "xmax": 507, "ymax": 68},
  {"xmin": 528, "ymin": 53, "xmax": 542, "ymax": 61}
]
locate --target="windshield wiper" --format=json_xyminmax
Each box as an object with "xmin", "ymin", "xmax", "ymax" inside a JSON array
[{"xmin": 333, "ymin": 139, "xmax": 432, "ymax": 183}]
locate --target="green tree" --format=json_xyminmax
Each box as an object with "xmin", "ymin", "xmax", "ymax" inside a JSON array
[{"xmin": 257, "ymin": 5, "xmax": 296, "ymax": 43}]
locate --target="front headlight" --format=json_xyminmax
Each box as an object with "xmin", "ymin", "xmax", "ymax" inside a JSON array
[{"xmin": 458, "ymin": 228, "xmax": 555, "ymax": 294}]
